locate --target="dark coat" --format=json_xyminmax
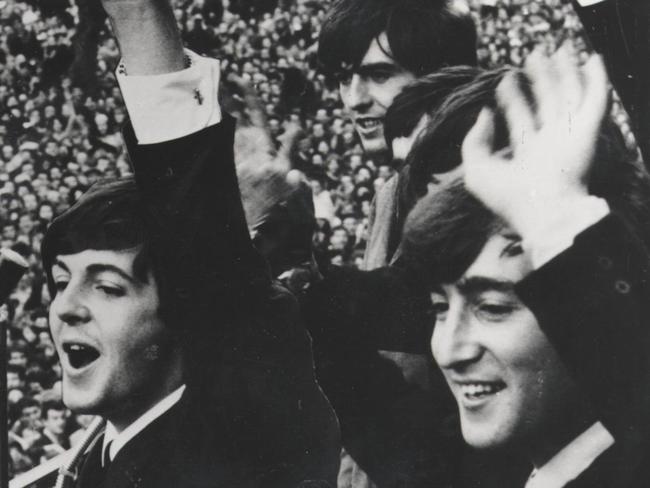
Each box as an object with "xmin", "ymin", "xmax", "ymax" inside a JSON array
[
  {"xmin": 70, "ymin": 116, "xmax": 340, "ymax": 488},
  {"xmin": 517, "ymin": 214, "xmax": 650, "ymax": 487}
]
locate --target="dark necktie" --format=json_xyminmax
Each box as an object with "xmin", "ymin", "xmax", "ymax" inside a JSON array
[{"xmin": 76, "ymin": 436, "xmax": 111, "ymax": 488}]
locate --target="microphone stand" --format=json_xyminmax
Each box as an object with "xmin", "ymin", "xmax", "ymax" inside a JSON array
[{"xmin": 1, "ymin": 249, "xmax": 29, "ymax": 488}]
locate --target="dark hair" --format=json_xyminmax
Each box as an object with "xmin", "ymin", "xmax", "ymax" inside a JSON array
[
  {"xmin": 402, "ymin": 96, "xmax": 650, "ymax": 287},
  {"xmin": 19, "ymin": 396, "xmax": 41, "ymax": 412},
  {"xmin": 7, "ymin": 364, "xmax": 25, "ymax": 379},
  {"xmin": 41, "ymin": 400, "xmax": 66, "ymax": 419},
  {"xmin": 402, "ymin": 180, "xmax": 504, "ymax": 286},
  {"xmin": 318, "ymin": 0, "xmax": 477, "ymax": 78},
  {"xmin": 402, "ymin": 67, "xmax": 509, "ymax": 214},
  {"xmin": 41, "ymin": 177, "xmax": 157, "ymax": 290},
  {"xmin": 384, "ymin": 66, "xmax": 486, "ymax": 144}
]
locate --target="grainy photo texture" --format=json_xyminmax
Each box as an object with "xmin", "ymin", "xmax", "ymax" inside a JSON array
[{"xmin": 2, "ymin": 0, "xmax": 649, "ymax": 487}]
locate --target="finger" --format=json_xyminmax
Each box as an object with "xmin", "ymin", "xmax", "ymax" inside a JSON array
[
  {"xmin": 525, "ymin": 48, "xmax": 560, "ymax": 126},
  {"xmin": 462, "ymin": 107, "xmax": 497, "ymax": 169},
  {"xmin": 495, "ymin": 72, "xmax": 536, "ymax": 155},
  {"xmin": 275, "ymin": 122, "xmax": 302, "ymax": 173},
  {"xmin": 579, "ymin": 54, "xmax": 609, "ymax": 137},
  {"xmin": 227, "ymin": 73, "xmax": 269, "ymax": 130},
  {"xmin": 553, "ymin": 42, "xmax": 582, "ymax": 117}
]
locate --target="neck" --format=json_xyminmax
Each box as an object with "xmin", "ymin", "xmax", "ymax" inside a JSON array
[
  {"xmin": 529, "ymin": 405, "xmax": 597, "ymax": 468},
  {"xmin": 107, "ymin": 354, "xmax": 184, "ymax": 433}
]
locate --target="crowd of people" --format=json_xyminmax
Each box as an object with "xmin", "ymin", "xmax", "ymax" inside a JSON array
[{"xmin": 1, "ymin": 0, "xmax": 639, "ymax": 480}]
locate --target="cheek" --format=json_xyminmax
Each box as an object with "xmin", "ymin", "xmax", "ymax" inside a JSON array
[
  {"xmin": 499, "ymin": 320, "xmax": 559, "ymax": 399},
  {"xmin": 430, "ymin": 326, "xmax": 443, "ymax": 362},
  {"xmin": 376, "ymin": 76, "xmax": 416, "ymax": 107}
]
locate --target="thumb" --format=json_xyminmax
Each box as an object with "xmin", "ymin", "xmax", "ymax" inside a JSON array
[{"xmin": 275, "ymin": 122, "xmax": 303, "ymax": 171}]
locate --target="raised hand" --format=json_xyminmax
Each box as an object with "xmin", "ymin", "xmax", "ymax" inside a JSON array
[
  {"xmin": 228, "ymin": 74, "xmax": 303, "ymax": 230},
  {"xmin": 461, "ymin": 45, "xmax": 609, "ymax": 241}
]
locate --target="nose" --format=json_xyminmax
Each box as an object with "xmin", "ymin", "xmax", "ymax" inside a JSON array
[
  {"xmin": 431, "ymin": 304, "xmax": 482, "ymax": 372},
  {"xmin": 51, "ymin": 284, "xmax": 91, "ymax": 326},
  {"xmin": 342, "ymin": 74, "xmax": 371, "ymax": 112}
]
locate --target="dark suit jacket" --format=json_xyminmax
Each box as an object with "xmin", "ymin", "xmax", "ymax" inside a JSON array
[
  {"xmin": 70, "ymin": 116, "xmax": 340, "ymax": 487},
  {"xmin": 76, "ymin": 387, "xmax": 336, "ymax": 488},
  {"xmin": 517, "ymin": 214, "xmax": 650, "ymax": 487}
]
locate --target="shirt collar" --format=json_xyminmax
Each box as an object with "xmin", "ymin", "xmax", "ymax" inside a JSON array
[
  {"xmin": 102, "ymin": 384, "xmax": 186, "ymax": 466},
  {"xmin": 525, "ymin": 421, "xmax": 615, "ymax": 488}
]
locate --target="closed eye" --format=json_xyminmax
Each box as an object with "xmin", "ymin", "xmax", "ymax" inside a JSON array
[
  {"xmin": 477, "ymin": 303, "xmax": 516, "ymax": 321},
  {"xmin": 95, "ymin": 284, "xmax": 125, "ymax": 297}
]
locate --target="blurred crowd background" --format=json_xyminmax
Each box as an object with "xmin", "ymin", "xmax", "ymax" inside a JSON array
[{"xmin": 1, "ymin": 0, "xmax": 639, "ymax": 479}]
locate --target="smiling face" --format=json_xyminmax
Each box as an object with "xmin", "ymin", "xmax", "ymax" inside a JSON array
[
  {"xmin": 338, "ymin": 32, "xmax": 416, "ymax": 155},
  {"xmin": 49, "ymin": 249, "xmax": 183, "ymax": 431},
  {"xmin": 430, "ymin": 232, "xmax": 586, "ymax": 460}
]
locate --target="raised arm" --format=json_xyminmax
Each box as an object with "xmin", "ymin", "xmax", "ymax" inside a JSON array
[
  {"xmin": 462, "ymin": 46, "xmax": 650, "ymax": 451},
  {"xmin": 100, "ymin": 1, "xmax": 341, "ymax": 483},
  {"xmin": 101, "ymin": 0, "xmax": 184, "ymax": 75}
]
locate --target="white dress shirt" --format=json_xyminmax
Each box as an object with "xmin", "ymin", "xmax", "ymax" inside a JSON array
[
  {"xmin": 576, "ymin": 0, "xmax": 607, "ymax": 6},
  {"xmin": 525, "ymin": 422, "xmax": 614, "ymax": 488},
  {"xmin": 116, "ymin": 50, "xmax": 222, "ymax": 144}
]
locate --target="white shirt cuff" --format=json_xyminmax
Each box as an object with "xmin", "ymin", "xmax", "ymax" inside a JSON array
[
  {"xmin": 524, "ymin": 196, "xmax": 610, "ymax": 269},
  {"xmin": 116, "ymin": 49, "xmax": 222, "ymax": 144},
  {"xmin": 575, "ymin": 0, "xmax": 607, "ymax": 6}
]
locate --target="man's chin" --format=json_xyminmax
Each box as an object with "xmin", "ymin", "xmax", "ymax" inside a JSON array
[{"xmin": 359, "ymin": 135, "xmax": 389, "ymax": 157}]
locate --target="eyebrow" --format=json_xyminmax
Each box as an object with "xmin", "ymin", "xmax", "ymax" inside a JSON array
[
  {"xmin": 53, "ymin": 259, "xmax": 136, "ymax": 284},
  {"xmin": 356, "ymin": 62, "xmax": 402, "ymax": 75},
  {"xmin": 455, "ymin": 276, "xmax": 516, "ymax": 295}
]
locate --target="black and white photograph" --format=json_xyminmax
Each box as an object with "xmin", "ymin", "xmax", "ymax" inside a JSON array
[{"xmin": 2, "ymin": 0, "xmax": 649, "ymax": 487}]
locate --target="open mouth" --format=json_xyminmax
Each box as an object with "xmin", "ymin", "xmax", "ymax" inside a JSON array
[
  {"xmin": 63, "ymin": 343, "xmax": 100, "ymax": 369},
  {"xmin": 357, "ymin": 118, "xmax": 382, "ymax": 130},
  {"xmin": 460, "ymin": 382, "xmax": 506, "ymax": 400}
]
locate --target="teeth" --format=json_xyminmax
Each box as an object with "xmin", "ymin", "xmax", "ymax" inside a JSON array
[
  {"xmin": 461, "ymin": 383, "xmax": 503, "ymax": 398},
  {"xmin": 358, "ymin": 119, "xmax": 381, "ymax": 129},
  {"xmin": 63, "ymin": 343, "xmax": 100, "ymax": 369}
]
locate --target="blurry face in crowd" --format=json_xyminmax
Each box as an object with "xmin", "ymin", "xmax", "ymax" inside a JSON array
[
  {"xmin": 9, "ymin": 350, "xmax": 27, "ymax": 368},
  {"xmin": 49, "ymin": 249, "xmax": 183, "ymax": 430},
  {"xmin": 349, "ymin": 154, "xmax": 363, "ymax": 170},
  {"xmin": 338, "ymin": 32, "xmax": 416, "ymax": 156},
  {"xmin": 22, "ymin": 405, "xmax": 42, "ymax": 428},
  {"xmin": 313, "ymin": 123, "xmax": 325, "ymax": 139},
  {"xmin": 44, "ymin": 142, "xmax": 58, "ymax": 157},
  {"xmin": 23, "ymin": 194, "xmax": 38, "ymax": 212},
  {"xmin": 44, "ymin": 105, "xmax": 56, "ymax": 119},
  {"xmin": 342, "ymin": 216, "xmax": 357, "ymax": 235},
  {"xmin": 114, "ymin": 109, "xmax": 126, "ymax": 125},
  {"xmin": 327, "ymin": 159, "xmax": 339, "ymax": 174},
  {"xmin": 310, "ymin": 179, "xmax": 323, "ymax": 195},
  {"xmin": 7, "ymin": 371, "xmax": 23, "ymax": 390},
  {"xmin": 354, "ymin": 167, "xmax": 372, "ymax": 184},
  {"xmin": 2, "ymin": 145, "xmax": 14, "ymax": 160},
  {"xmin": 431, "ymin": 231, "xmax": 587, "ymax": 463},
  {"xmin": 18, "ymin": 214, "xmax": 34, "ymax": 235},
  {"xmin": 44, "ymin": 408, "xmax": 66, "ymax": 435},
  {"xmin": 330, "ymin": 228, "xmax": 349, "ymax": 250},
  {"xmin": 39, "ymin": 204, "xmax": 54, "ymax": 222}
]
